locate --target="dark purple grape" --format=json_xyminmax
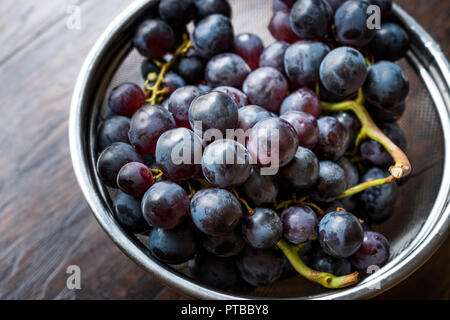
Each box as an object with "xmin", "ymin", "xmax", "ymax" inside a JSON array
[
  {"xmin": 97, "ymin": 142, "xmax": 144, "ymax": 188},
  {"xmin": 202, "ymin": 231, "xmax": 245, "ymax": 257},
  {"xmin": 369, "ymin": 23, "xmax": 409, "ymax": 62},
  {"xmin": 142, "ymin": 181, "xmax": 190, "ymax": 229},
  {"xmin": 236, "ymin": 247, "xmax": 284, "ymax": 287},
  {"xmin": 129, "ymin": 104, "xmax": 176, "ymax": 155},
  {"xmin": 233, "ymin": 33, "xmax": 264, "ymax": 70},
  {"xmin": 259, "ymin": 41, "xmax": 289, "ymax": 74},
  {"xmin": 350, "ymin": 231, "xmax": 390, "ymax": 270},
  {"xmin": 332, "ymin": 111, "xmax": 361, "ymax": 148},
  {"xmin": 280, "ymin": 147, "xmax": 319, "ymax": 189},
  {"xmin": 173, "ymin": 56, "xmax": 206, "ymax": 84},
  {"xmin": 280, "ymin": 88, "xmax": 322, "ymax": 119},
  {"xmin": 97, "ymin": 115, "xmax": 131, "ymax": 151},
  {"xmin": 191, "ymin": 188, "xmax": 243, "ymax": 236},
  {"xmin": 337, "ymin": 157, "xmax": 359, "ymax": 188},
  {"xmin": 290, "ymin": 0, "xmax": 333, "ymax": 40},
  {"xmin": 202, "ymin": 139, "xmax": 252, "ymax": 188},
  {"xmin": 141, "ymin": 59, "xmax": 162, "ymax": 80},
  {"xmin": 247, "ymin": 117, "xmax": 299, "ymax": 168},
  {"xmin": 168, "ymin": 86, "xmax": 202, "ymax": 129},
  {"xmin": 318, "ymin": 82, "xmax": 355, "ymax": 102},
  {"xmin": 367, "ymin": 0, "xmax": 392, "ymax": 20},
  {"xmin": 242, "ymin": 67, "xmax": 288, "ymax": 113},
  {"xmin": 193, "ymin": 14, "xmax": 234, "ymax": 59},
  {"xmin": 315, "ymin": 116, "xmax": 349, "ymax": 161},
  {"xmin": 284, "ymin": 41, "xmax": 330, "ymax": 88},
  {"xmin": 325, "ymin": 0, "xmax": 346, "ymax": 13},
  {"xmin": 238, "ymin": 105, "xmax": 273, "ymax": 132},
  {"xmin": 363, "ymin": 61, "xmax": 409, "ymax": 109},
  {"xmin": 134, "ymin": 19, "xmax": 175, "ymax": 58},
  {"xmin": 198, "ymin": 84, "xmax": 212, "ymax": 94},
  {"xmin": 311, "ymin": 249, "xmax": 352, "ymax": 276},
  {"xmin": 159, "ymin": 72, "xmax": 186, "ymax": 95},
  {"xmin": 281, "ymin": 111, "xmax": 320, "ymax": 150},
  {"xmin": 313, "ymin": 160, "xmax": 347, "ymax": 202},
  {"xmin": 189, "ymin": 91, "xmax": 239, "ymax": 137},
  {"xmin": 281, "ymin": 205, "xmax": 318, "ymax": 244},
  {"xmin": 108, "ymin": 83, "xmax": 145, "ymax": 117},
  {"xmin": 242, "ymin": 166, "xmax": 279, "ymax": 206},
  {"xmin": 320, "ymin": 47, "xmax": 368, "ymax": 97},
  {"xmin": 268, "ymin": 10, "xmax": 302, "ymax": 44},
  {"xmin": 189, "ymin": 251, "xmax": 239, "ymax": 289},
  {"xmin": 159, "ymin": 0, "xmax": 196, "ymax": 27},
  {"xmin": 213, "ymin": 86, "xmax": 249, "ymax": 109},
  {"xmin": 155, "ymin": 128, "xmax": 202, "ymax": 181},
  {"xmin": 117, "ymin": 162, "xmax": 153, "ymax": 197},
  {"xmin": 149, "ymin": 223, "xmax": 198, "ymax": 264},
  {"xmin": 334, "ymin": 0, "xmax": 376, "ymax": 47},
  {"xmin": 273, "ymin": 0, "xmax": 291, "ymax": 12},
  {"xmin": 366, "ymin": 101, "xmax": 406, "ymax": 122},
  {"xmin": 358, "ymin": 167, "xmax": 398, "ymax": 223},
  {"xmin": 194, "ymin": 0, "xmax": 232, "ymax": 21},
  {"xmin": 113, "ymin": 192, "xmax": 150, "ymax": 234},
  {"xmin": 242, "ymin": 208, "xmax": 283, "ymax": 249},
  {"xmin": 205, "ymin": 53, "xmax": 250, "ymax": 88},
  {"xmin": 319, "ymin": 211, "xmax": 364, "ymax": 258}
]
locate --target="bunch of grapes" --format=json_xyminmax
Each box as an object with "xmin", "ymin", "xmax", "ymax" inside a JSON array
[{"xmin": 96, "ymin": 0, "xmax": 410, "ymax": 290}]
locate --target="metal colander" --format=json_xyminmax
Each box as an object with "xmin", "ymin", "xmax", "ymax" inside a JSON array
[{"xmin": 69, "ymin": 0, "xmax": 450, "ymax": 299}]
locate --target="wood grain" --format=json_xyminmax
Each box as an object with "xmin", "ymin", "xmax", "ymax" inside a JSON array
[{"xmin": 0, "ymin": 0, "xmax": 448, "ymax": 300}]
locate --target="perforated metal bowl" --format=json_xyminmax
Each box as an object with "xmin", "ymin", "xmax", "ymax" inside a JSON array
[{"xmin": 69, "ymin": 0, "xmax": 450, "ymax": 299}]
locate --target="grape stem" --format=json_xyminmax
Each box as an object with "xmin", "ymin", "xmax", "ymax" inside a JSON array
[
  {"xmin": 232, "ymin": 187, "xmax": 255, "ymax": 215},
  {"xmin": 151, "ymin": 169, "xmax": 164, "ymax": 181},
  {"xmin": 321, "ymin": 89, "xmax": 411, "ymax": 198},
  {"xmin": 277, "ymin": 239, "xmax": 359, "ymax": 289},
  {"xmin": 186, "ymin": 181, "xmax": 196, "ymax": 199}
]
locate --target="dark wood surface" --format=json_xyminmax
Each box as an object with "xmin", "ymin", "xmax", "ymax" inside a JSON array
[{"xmin": 0, "ymin": 0, "xmax": 449, "ymax": 300}]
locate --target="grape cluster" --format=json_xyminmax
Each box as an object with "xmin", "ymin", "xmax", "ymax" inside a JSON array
[{"xmin": 95, "ymin": 0, "xmax": 412, "ymax": 291}]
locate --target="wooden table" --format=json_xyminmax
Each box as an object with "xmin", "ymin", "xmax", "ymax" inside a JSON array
[{"xmin": 0, "ymin": 0, "xmax": 448, "ymax": 300}]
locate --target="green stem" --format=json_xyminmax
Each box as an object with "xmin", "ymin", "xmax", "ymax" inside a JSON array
[{"xmin": 232, "ymin": 187, "xmax": 255, "ymax": 215}]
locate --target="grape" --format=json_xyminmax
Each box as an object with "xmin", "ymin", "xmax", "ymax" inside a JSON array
[
  {"xmin": 97, "ymin": 115, "xmax": 130, "ymax": 151},
  {"xmin": 247, "ymin": 117, "xmax": 299, "ymax": 168},
  {"xmin": 141, "ymin": 59, "xmax": 162, "ymax": 80},
  {"xmin": 198, "ymin": 84, "xmax": 212, "ymax": 94},
  {"xmin": 236, "ymin": 247, "xmax": 284, "ymax": 287},
  {"xmin": 337, "ymin": 157, "xmax": 359, "ymax": 188},
  {"xmin": 334, "ymin": 0, "xmax": 376, "ymax": 47},
  {"xmin": 280, "ymin": 112, "xmax": 320, "ymax": 150},
  {"xmin": 193, "ymin": 14, "xmax": 234, "ymax": 59},
  {"xmin": 159, "ymin": 0, "xmax": 196, "ymax": 27},
  {"xmin": 189, "ymin": 251, "xmax": 238, "ymax": 289},
  {"xmin": 202, "ymin": 231, "xmax": 245, "ymax": 257},
  {"xmin": 213, "ymin": 86, "xmax": 249, "ymax": 109},
  {"xmin": 358, "ymin": 168, "xmax": 398, "ymax": 222},
  {"xmin": 319, "ymin": 211, "xmax": 364, "ymax": 258},
  {"xmin": 268, "ymin": 10, "xmax": 301, "ymax": 44},
  {"xmin": 259, "ymin": 41, "xmax": 289, "ymax": 74},
  {"xmin": 319, "ymin": 47, "xmax": 368, "ymax": 97},
  {"xmin": 367, "ymin": 0, "xmax": 392, "ymax": 20},
  {"xmin": 242, "ymin": 166, "xmax": 279, "ymax": 206},
  {"xmin": 168, "ymin": 85, "xmax": 202, "ymax": 128},
  {"xmin": 313, "ymin": 160, "xmax": 347, "ymax": 202},
  {"xmin": 318, "ymin": 82, "xmax": 355, "ymax": 102},
  {"xmin": 96, "ymin": 142, "xmax": 143, "ymax": 188},
  {"xmin": 142, "ymin": 181, "xmax": 190, "ymax": 229},
  {"xmin": 190, "ymin": 188, "xmax": 243, "ymax": 236},
  {"xmin": 315, "ymin": 116, "xmax": 349, "ymax": 161},
  {"xmin": 350, "ymin": 231, "xmax": 390, "ymax": 270},
  {"xmin": 149, "ymin": 223, "xmax": 198, "ymax": 264},
  {"xmin": 242, "ymin": 208, "xmax": 283, "ymax": 249},
  {"xmin": 280, "ymin": 88, "xmax": 322, "ymax": 119},
  {"xmin": 363, "ymin": 61, "xmax": 410, "ymax": 109},
  {"xmin": 332, "ymin": 111, "xmax": 361, "ymax": 148},
  {"xmin": 290, "ymin": 0, "xmax": 333, "ymax": 40},
  {"xmin": 366, "ymin": 101, "xmax": 406, "ymax": 122},
  {"xmin": 273, "ymin": 0, "xmax": 290, "ymax": 12},
  {"xmin": 325, "ymin": 0, "xmax": 346, "ymax": 13},
  {"xmin": 281, "ymin": 205, "xmax": 318, "ymax": 244},
  {"xmin": 280, "ymin": 147, "xmax": 319, "ymax": 189},
  {"xmin": 238, "ymin": 105, "xmax": 273, "ymax": 133},
  {"xmin": 155, "ymin": 128, "xmax": 202, "ymax": 181},
  {"xmin": 242, "ymin": 67, "xmax": 288, "ymax": 113},
  {"xmin": 157, "ymin": 72, "xmax": 186, "ymax": 95},
  {"xmin": 117, "ymin": 162, "xmax": 153, "ymax": 197},
  {"xmin": 360, "ymin": 122, "xmax": 406, "ymax": 167},
  {"xmin": 134, "ymin": 19, "xmax": 175, "ymax": 58},
  {"xmin": 194, "ymin": 0, "xmax": 232, "ymax": 22},
  {"xmin": 173, "ymin": 56, "xmax": 206, "ymax": 84},
  {"xmin": 205, "ymin": 53, "xmax": 250, "ymax": 88},
  {"xmin": 129, "ymin": 104, "xmax": 176, "ymax": 155},
  {"xmin": 311, "ymin": 249, "xmax": 352, "ymax": 276},
  {"xmin": 202, "ymin": 139, "xmax": 252, "ymax": 188},
  {"xmin": 113, "ymin": 192, "xmax": 150, "ymax": 234},
  {"xmin": 233, "ymin": 33, "xmax": 264, "ymax": 70},
  {"xmin": 108, "ymin": 83, "xmax": 145, "ymax": 117},
  {"xmin": 284, "ymin": 41, "xmax": 330, "ymax": 88},
  {"xmin": 369, "ymin": 23, "xmax": 409, "ymax": 62},
  {"xmin": 189, "ymin": 91, "xmax": 239, "ymax": 137}
]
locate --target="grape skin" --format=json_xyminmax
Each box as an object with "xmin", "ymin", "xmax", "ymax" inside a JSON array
[
  {"xmin": 97, "ymin": 115, "xmax": 131, "ymax": 151},
  {"xmin": 369, "ymin": 23, "xmax": 409, "ymax": 62},
  {"xmin": 117, "ymin": 162, "xmax": 153, "ymax": 197},
  {"xmin": 213, "ymin": 86, "xmax": 249, "ymax": 109},
  {"xmin": 193, "ymin": 14, "xmax": 234, "ymax": 59},
  {"xmin": 281, "ymin": 111, "xmax": 320, "ymax": 150},
  {"xmin": 242, "ymin": 166, "xmax": 279, "ymax": 206},
  {"xmin": 313, "ymin": 160, "xmax": 347, "ymax": 203},
  {"xmin": 202, "ymin": 231, "xmax": 245, "ymax": 257},
  {"xmin": 268, "ymin": 10, "xmax": 302, "ymax": 44},
  {"xmin": 205, "ymin": 53, "xmax": 251, "ymax": 88},
  {"xmin": 233, "ymin": 33, "xmax": 264, "ymax": 70},
  {"xmin": 290, "ymin": 0, "xmax": 333, "ymax": 40},
  {"xmin": 114, "ymin": 192, "xmax": 151, "ymax": 234},
  {"xmin": 280, "ymin": 147, "xmax": 319, "ymax": 190},
  {"xmin": 315, "ymin": 116, "xmax": 350, "ymax": 161},
  {"xmin": 259, "ymin": 41, "xmax": 289, "ymax": 74},
  {"xmin": 134, "ymin": 19, "xmax": 175, "ymax": 59},
  {"xmin": 281, "ymin": 205, "xmax": 318, "ymax": 244},
  {"xmin": 350, "ymin": 231, "xmax": 390, "ymax": 270},
  {"xmin": 108, "ymin": 83, "xmax": 145, "ymax": 117},
  {"xmin": 242, "ymin": 208, "xmax": 283, "ymax": 249}
]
